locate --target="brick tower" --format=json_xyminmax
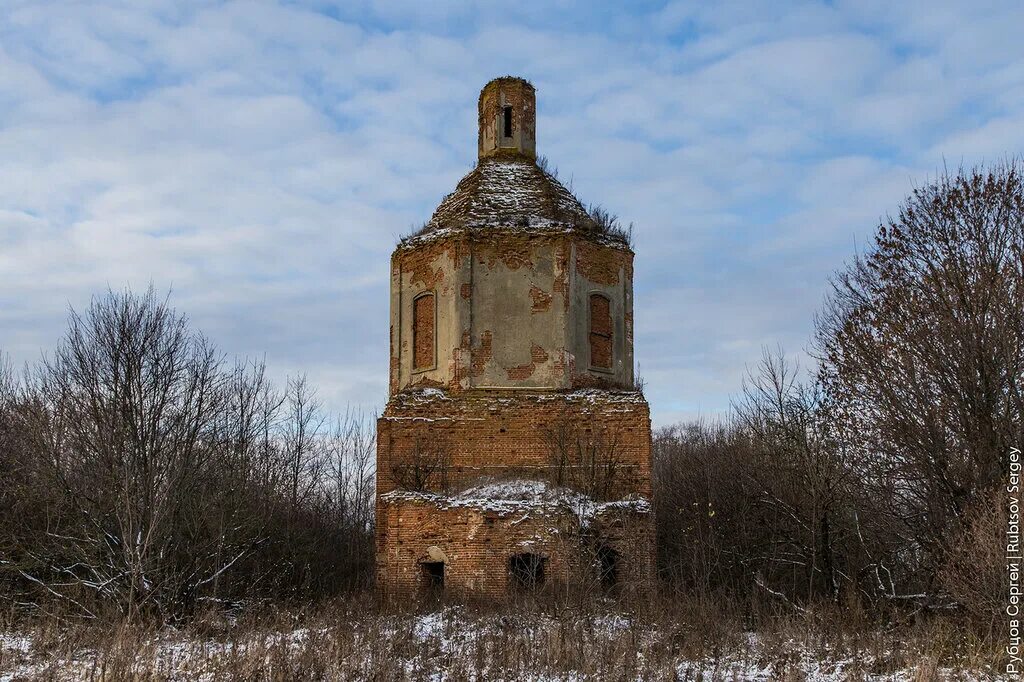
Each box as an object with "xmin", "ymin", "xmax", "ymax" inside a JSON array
[{"xmin": 376, "ymin": 77, "xmax": 654, "ymax": 599}]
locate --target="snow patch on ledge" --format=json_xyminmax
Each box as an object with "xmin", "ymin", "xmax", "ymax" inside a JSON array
[
  {"xmin": 397, "ymin": 223, "xmax": 631, "ymax": 251},
  {"xmin": 389, "ymin": 388, "xmax": 646, "ymax": 408},
  {"xmin": 381, "ymin": 478, "xmax": 651, "ymax": 521}
]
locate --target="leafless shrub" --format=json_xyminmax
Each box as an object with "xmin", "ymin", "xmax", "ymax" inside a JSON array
[
  {"xmin": 938, "ymin": 485, "xmax": 1008, "ymax": 633},
  {"xmin": 632, "ymin": 366, "xmax": 646, "ymax": 394},
  {"xmin": 536, "ymin": 154, "xmax": 558, "ymax": 179},
  {"xmin": 399, "ymin": 221, "xmax": 432, "ymax": 244},
  {"xmin": 0, "ymin": 288, "xmax": 376, "ymax": 621},
  {"xmin": 585, "ymin": 203, "xmax": 634, "ymax": 247},
  {"xmin": 542, "ymin": 417, "xmax": 623, "ymax": 501},
  {"xmin": 389, "ymin": 438, "xmax": 451, "ymax": 493}
]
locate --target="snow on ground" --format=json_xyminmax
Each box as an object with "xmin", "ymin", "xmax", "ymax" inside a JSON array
[
  {"xmin": 0, "ymin": 608, "xmax": 1007, "ymax": 681},
  {"xmin": 0, "ymin": 635, "xmax": 30, "ymax": 656}
]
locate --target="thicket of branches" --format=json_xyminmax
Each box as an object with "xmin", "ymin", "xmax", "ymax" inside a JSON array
[
  {"xmin": 1, "ymin": 163, "xmax": 1018, "ymax": 637},
  {"xmin": 0, "ymin": 289, "xmax": 375, "ymax": 622},
  {"xmin": 654, "ymin": 162, "xmax": 1021, "ymax": 633}
]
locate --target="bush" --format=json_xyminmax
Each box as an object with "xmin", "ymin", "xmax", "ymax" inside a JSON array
[
  {"xmin": 939, "ymin": 485, "xmax": 1009, "ymax": 632},
  {"xmin": 0, "ymin": 288, "xmax": 375, "ymax": 622}
]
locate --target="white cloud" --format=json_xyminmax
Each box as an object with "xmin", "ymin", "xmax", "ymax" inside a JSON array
[{"xmin": 1, "ymin": 1, "xmax": 1023, "ymax": 426}]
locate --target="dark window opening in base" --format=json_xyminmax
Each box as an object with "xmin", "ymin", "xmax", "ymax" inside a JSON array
[
  {"xmin": 597, "ymin": 546, "xmax": 620, "ymax": 592},
  {"xmin": 422, "ymin": 561, "xmax": 444, "ymax": 591},
  {"xmin": 509, "ymin": 553, "xmax": 546, "ymax": 589}
]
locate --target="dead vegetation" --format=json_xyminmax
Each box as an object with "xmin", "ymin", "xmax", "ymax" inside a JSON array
[
  {"xmin": 652, "ymin": 163, "xmax": 1021, "ymax": 659},
  {"xmin": 0, "ymin": 593, "xmax": 1006, "ymax": 681},
  {"xmin": 0, "ymin": 288, "xmax": 376, "ymax": 622},
  {"xmin": 0, "ymin": 163, "xmax": 1019, "ymax": 678},
  {"xmin": 584, "ymin": 203, "xmax": 634, "ymax": 247},
  {"xmin": 541, "ymin": 416, "xmax": 625, "ymax": 502}
]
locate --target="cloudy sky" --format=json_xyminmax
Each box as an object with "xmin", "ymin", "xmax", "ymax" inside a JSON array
[{"xmin": 2, "ymin": 1, "xmax": 1023, "ymax": 425}]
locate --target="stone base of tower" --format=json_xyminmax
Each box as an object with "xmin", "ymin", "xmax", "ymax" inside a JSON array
[
  {"xmin": 375, "ymin": 388, "xmax": 654, "ymax": 600},
  {"xmin": 376, "ymin": 481, "xmax": 655, "ymax": 600},
  {"xmin": 376, "ymin": 389, "xmax": 652, "ymax": 499}
]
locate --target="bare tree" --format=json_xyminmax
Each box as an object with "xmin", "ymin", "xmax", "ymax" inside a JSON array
[
  {"xmin": 542, "ymin": 417, "xmax": 623, "ymax": 501},
  {"xmin": 12, "ymin": 288, "xmax": 224, "ymax": 619},
  {"xmin": 282, "ymin": 375, "xmax": 327, "ymax": 511},
  {"xmin": 733, "ymin": 348, "xmax": 857, "ymax": 603},
  {"xmin": 0, "ymin": 289, "xmax": 378, "ymax": 620},
  {"xmin": 815, "ymin": 162, "xmax": 1024, "ymax": 596},
  {"xmin": 389, "ymin": 437, "xmax": 451, "ymax": 493},
  {"xmin": 651, "ymin": 347, "xmax": 870, "ymax": 607},
  {"xmin": 325, "ymin": 409, "xmax": 377, "ymax": 584},
  {"xmin": 327, "ymin": 409, "xmax": 376, "ymax": 533}
]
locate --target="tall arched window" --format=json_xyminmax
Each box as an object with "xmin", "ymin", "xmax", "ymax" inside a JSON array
[
  {"xmin": 413, "ymin": 292, "xmax": 435, "ymax": 371},
  {"xmin": 589, "ymin": 293, "xmax": 612, "ymax": 370}
]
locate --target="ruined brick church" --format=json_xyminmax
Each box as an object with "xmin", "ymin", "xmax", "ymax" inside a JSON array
[{"xmin": 376, "ymin": 77, "xmax": 654, "ymax": 598}]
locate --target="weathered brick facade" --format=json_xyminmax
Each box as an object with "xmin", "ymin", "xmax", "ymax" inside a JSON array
[
  {"xmin": 377, "ymin": 77, "xmax": 654, "ymax": 600},
  {"xmin": 377, "ymin": 391, "xmax": 651, "ymax": 500},
  {"xmin": 378, "ymin": 484, "xmax": 654, "ymax": 599}
]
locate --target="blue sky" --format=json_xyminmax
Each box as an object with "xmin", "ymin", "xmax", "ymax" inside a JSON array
[{"xmin": 2, "ymin": 0, "xmax": 1023, "ymax": 425}]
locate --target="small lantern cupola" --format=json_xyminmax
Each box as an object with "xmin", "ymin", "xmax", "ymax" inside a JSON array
[{"xmin": 478, "ymin": 77, "xmax": 536, "ymax": 161}]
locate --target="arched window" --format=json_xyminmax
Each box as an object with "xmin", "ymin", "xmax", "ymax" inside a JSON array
[
  {"xmin": 509, "ymin": 553, "xmax": 546, "ymax": 590},
  {"xmin": 589, "ymin": 293, "xmax": 612, "ymax": 370},
  {"xmin": 413, "ymin": 292, "xmax": 435, "ymax": 371},
  {"xmin": 421, "ymin": 561, "xmax": 444, "ymax": 592}
]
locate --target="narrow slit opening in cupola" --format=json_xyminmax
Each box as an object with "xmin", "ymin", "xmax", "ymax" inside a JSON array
[{"xmin": 503, "ymin": 106, "xmax": 513, "ymax": 137}]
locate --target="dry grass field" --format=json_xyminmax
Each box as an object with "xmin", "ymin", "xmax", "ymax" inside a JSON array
[{"xmin": 0, "ymin": 595, "xmax": 1007, "ymax": 681}]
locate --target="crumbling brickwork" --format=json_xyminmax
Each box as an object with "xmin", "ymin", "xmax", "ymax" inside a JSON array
[
  {"xmin": 377, "ymin": 391, "xmax": 652, "ymax": 499},
  {"xmin": 478, "ymin": 77, "xmax": 536, "ymax": 160},
  {"xmin": 377, "ymin": 487, "xmax": 654, "ymax": 599},
  {"xmin": 390, "ymin": 232, "xmax": 635, "ymax": 393},
  {"xmin": 589, "ymin": 294, "xmax": 613, "ymax": 369},
  {"xmin": 378, "ymin": 76, "xmax": 653, "ymax": 601},
  {"xmin": 529, "ymin": 285, "xmax": 552, "ymax": 312}
]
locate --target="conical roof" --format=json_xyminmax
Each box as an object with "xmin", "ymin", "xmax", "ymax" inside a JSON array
[
  {"xmin": 398, "ymin": 75, "xmax": 631, "ymax": 250},
  {"xmin": 427, "ymin": 156, "xmax": 589, "ymax": 231}
]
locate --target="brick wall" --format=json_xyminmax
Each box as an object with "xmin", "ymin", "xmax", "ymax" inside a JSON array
[
  {"xmin": 376, "ymin": 390, "xmax": 652, "ymax": 500},
  {"xmin": 413, "ymin": 293, "xmax": 435, "ymax": 370},
  {"xmin": 376, "ymin": 494, "xmax": 654, "ymax": 599},
  {"xmin": 375, "ymin": 389, "xmax": 655, "ymax": 600},
  {"xmin": 589, "ymin": 294, "xmax": 612, "ymax": 369}
]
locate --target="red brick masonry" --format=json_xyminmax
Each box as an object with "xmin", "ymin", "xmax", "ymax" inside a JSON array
[
  {"xmin": 376, "ymin": 389, "xmax": 654, "ymax": 598},
  {"xmin": 377, "ymin": 482, "xmax": 654, "ymax": 598}
]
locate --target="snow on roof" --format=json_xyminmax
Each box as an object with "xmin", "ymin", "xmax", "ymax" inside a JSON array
[
  {"xmin": 430, "ymin": 158, "xmax": 588, "ymax": 231},
  {"xmin": 398, "ymin": 157, "xmax": 630, "ymax": 250}
]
